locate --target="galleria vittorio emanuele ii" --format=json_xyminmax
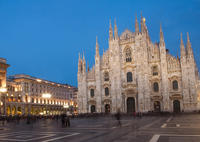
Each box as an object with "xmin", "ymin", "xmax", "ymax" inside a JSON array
[{"xmin": 77, "ymin": 15, "xmax": 200, "ymax": 114}]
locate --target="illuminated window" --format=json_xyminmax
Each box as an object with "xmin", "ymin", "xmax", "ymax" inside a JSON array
[{"xmin": 32, "ymin": 98, "xmax": 34, "ymax": 103}]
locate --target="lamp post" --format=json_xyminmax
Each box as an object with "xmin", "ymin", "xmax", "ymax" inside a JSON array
[{"xmin": 0, "ymin": 87, "xmax": 7, "ymax": 115}]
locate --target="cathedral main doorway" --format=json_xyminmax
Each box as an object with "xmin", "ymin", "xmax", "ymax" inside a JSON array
[
  {"xmin": 173, "ymin": 100, "xmax": 180, "ymax": 113},
  {"xmin": 127, "ymin": 97, "xmax": 135, "ymax": 114},
  {"xmin": 91, "ymin": 105, "xmax": 96, "ymax": 113},
  {"xmin": 105, "ymin": 104, "xmax": 110, "ymax": 113},
  {"xmin": 154, "ymin": 101, "xmax": 161, "ymax": 112}
]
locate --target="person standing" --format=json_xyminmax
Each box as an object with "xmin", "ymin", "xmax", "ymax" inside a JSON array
[{"xmin": 65, "ymin": 115, "xmax": 70, "ymax": 127}]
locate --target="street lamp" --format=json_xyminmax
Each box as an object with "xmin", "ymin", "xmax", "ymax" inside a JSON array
[{"xmin": 0, "ymin": 87, "xmax": 7, "ymax": 115}]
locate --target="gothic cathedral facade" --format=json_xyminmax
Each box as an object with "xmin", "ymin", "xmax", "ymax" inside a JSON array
[{"xmin": 77, "ymin": 15, "xmax": 200, "ymax": 114}]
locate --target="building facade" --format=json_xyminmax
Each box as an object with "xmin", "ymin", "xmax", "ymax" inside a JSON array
[
  {"xmin": 0, "ymin": 73, "xmax": 77, "ymax": 116},
  {"xmin": 77, "ymin": 16, "xmax": 200, "ymax": 114},
  {"xmin": 0, "ymin": 58, "xmax": 77, "ymax": 116},
  {"xmin": 0, "ymin": 58, "xmax": 9, "ymax": 114}
]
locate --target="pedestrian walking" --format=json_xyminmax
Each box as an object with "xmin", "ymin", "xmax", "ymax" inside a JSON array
[{"xmin": 115, "ymin": 109, "xmax": 121, "ymax": 127}]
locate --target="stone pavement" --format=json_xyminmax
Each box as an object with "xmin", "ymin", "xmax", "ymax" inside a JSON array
[{"xmin": 0, "ymin": 114, "xmax": 200, "ymax": 142}]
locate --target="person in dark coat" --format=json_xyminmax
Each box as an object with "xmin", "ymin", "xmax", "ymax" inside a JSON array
[
  {"xmin": 115, "ymin": 109, "xmax": 121, "ymax": 127},
  {"xmin": 61, "ymin": 114, "xmax": 66, "ymax": 127},
  {"xmin": 65, "ymin": 115, "xmax": 70, "ymax": 127}
]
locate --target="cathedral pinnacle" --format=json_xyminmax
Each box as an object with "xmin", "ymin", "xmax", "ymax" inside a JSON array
[
  {"xmin": 180, "ymin": 33, "xmax": 186, "ymax": 58},
  {"xmin": 114, "ymin": 19, "xmax": 119, "ymax": 40},
  {"xmin": 78, "ymin": 52, "xmax": 80, "ymax": 61},
  {"xmin": 96, "ymin": 36, "xmax": 99, "ymax": 56},
  {"xmin": 187, "ymin": 32, "xmax": 191, "ymax": 49},
  {"xmin": 109, "ymin": 19, "xmax": 113, "ymax": 40},
  {"xmin": 82, "ymin": 52, "xmax": 86, "ymax": 73},
  {"xmin": 160, "ymin": 24, "xmax": 164, "ymax": 41},
  {"xmin": 87, "ymin": 63, "xmax": 89, "ymax": 72},
  {"xmin": 159, "ymin": 24, "xmax": 165, "ymax": 46},
  {"xmin": 82, "ymin": 52, "xmax": 85, "ymax": 62},
  {"xmin": 186, "ymin": 32, "xmax": 193, "ymax": 57},
  {"xmin": 140, "ymin": 12, "xmax": 144, "ymax": 33},
  {"xmin": 135, "ymin": 14, "xmax": 139, "ymax": 34}
]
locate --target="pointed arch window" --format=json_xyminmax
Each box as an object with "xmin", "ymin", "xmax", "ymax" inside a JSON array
[
  {"xmin": 90, "ymin": 89, "xmax": 94, "ymax": 98},
  {"xmin": 104, "ymin": 72, "xmax": 109, "ymax": 81},
  {"xmin": 127, "ymin": 72, "xmax": 133, "ymax": 82},
  {"xmin": 153, "ymin": 82, "xmax": 159, "ymax": 92},
  {"xmin": 105, "ymin": 87, "xmax": 109, "ymax": 96},
  {"xmin": 172, "ymin": 80, "xmax": 178, "ymax": 90},
  {"xmin": 125, "ymin": 48, "xmax": 132, "ymax": 62}
]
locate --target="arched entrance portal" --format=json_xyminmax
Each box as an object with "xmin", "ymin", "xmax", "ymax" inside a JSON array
[
  {"xmin": 105, "ymin": 104, "xmax": 110, "ymax": 113},
  {"xmin": 91, "ymin": 105, "xmax": 96, "ymax": 113},
  {"xmin": 154, "ymin": 101, "xmax": 161, "ymax": 112},
  {"xmin": 127, "ymin": 97, "xmax": 135, "ymax": 114},
  {"xmin": 173, "ymin": 100, "xmax": 180, "ymax": 113}
]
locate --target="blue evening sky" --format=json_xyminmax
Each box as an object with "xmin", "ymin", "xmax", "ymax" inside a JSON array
[{"xmin": 0, "ymin": 0, "xmax": 200, "ymax": 87}]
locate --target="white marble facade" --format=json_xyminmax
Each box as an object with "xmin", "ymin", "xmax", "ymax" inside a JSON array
[{"xmin": 77, "ymin": 15, "xmax": 200, "ymax": 114}]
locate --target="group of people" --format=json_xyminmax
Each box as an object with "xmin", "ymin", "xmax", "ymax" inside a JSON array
[
  {"xmin": 61, "ymin": 113, "xmax": 70, "ymax": 127},
  {"xmin": 0, "ymin": 114, "xmax": 71, "ymax": 128}
]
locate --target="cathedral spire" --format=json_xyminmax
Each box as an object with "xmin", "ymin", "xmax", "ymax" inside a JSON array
[
  {"xmin": 109, "ymin": 19, "xmax": 113, "ymax": 40},
  {"xmin": 159, "ymin": 23, "xmax": 165, "ymax": 47},
  {"xmin": 180, "ymin": 33, "xmax": 186, "ymax": 58},
  {"xmin": 96, "ymin": 36, "xmax": 99, "ymax": 56},
  {"xmin": 87, "ymin": 63, "xmax": 89, "ymax": 72},
  {"xmin": 114, "ymin": 19, "xmax": 119, "ymax": 40},
  {"xmin": 78, "ymin": 52, "xmax": 81, "ymax": 62},
  {"xmin": 186, "ymin": 32, "xmax": 193, "ymax": 57},
  {"xmin": 78, "ymin": 53, "xmax": 82, "ymax": 73},
  {"xmin": 135, "ymin": 14, "xmax": 139, "ymax": 34},
  {"xmin": 82, "ymin": 52, "xmax": 86, "ymax": 73},
  {"xmin": 140, "ymin": 12, "xmax": 144, "ymax": 33},
  {"xmin": 83, "ymin": 52, "xmax": 85, "ymax": 62}
]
